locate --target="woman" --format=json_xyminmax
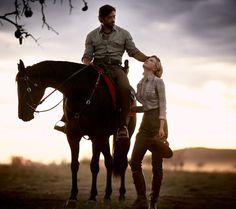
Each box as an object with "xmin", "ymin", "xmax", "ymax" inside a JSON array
[{"xmin": 129, "ymin": 56, "xmax": 172, "ymax": 209}]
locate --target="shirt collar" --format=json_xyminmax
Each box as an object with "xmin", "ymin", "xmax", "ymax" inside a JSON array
[
  {"xmin": 99, "ymin": 25, "xmax": 117, "ymax": 33},
  {"xmin": 142, "ymin": 73, "xmax": 155, "ymax": 82}
]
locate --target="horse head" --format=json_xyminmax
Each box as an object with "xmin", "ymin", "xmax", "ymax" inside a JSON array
[{"xmin": 16, "ymin": 59, "xmax": 45, "ymax": 121}]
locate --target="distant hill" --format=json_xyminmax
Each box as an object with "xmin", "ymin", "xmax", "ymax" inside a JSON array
[
  {"xmin": 143, "ymin": 147, "xmax": 236, "ymax": 172},
  {"xmin": 172, "ymin": 147, "xmax": 236, "ymax": 163}
]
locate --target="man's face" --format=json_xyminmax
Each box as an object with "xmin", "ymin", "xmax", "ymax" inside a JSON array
[{"xmin": 101, "ymin": 11, "xmax": 116, "ymax": 28}]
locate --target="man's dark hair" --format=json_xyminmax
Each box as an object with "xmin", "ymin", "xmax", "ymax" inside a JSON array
[{"xmin": 99, "ymin": 5, "xmax": 116, "ymax": 18}]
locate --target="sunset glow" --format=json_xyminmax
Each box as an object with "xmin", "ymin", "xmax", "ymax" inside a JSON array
[{"xmin": 1, "ymin": 0, "xmax": 236, "ymax": 164}]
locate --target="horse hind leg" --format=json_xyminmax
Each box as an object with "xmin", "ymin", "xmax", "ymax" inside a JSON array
[
  {"xmin": 112, "ymin": 135, "xmax": 130, "ymax": 200},
  {"xmin": 114, "ymin": 115, "xmax": 136, "ymax": 201}
]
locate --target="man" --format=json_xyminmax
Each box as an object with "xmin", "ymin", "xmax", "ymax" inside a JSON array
[
  {"xmin": 55, "ymin": 4, "xmax": 149, "ymax": 140},
  {"xmin": 82, "ymin": 4, "xmax": 149, "ymax": 140}
]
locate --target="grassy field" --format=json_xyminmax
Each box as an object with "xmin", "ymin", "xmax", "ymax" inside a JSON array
[{"xmin": 0, "ymin": 160, "xmax": 235, "ymax": 209}]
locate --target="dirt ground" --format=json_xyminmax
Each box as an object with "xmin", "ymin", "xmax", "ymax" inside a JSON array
[{"xmin": 0, "ymin": 161, "xmax": 235, "ymax": 209}]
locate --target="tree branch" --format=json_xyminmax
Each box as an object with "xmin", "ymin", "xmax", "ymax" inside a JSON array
[
  {"xmin": 40, "ymin": 1, "xmax": 59, "ymax": 35},
  {"xmin": 0, "ymin": 12, "xmax": 20, "ymax": 29},
  {"xmin": 0, "ymin": 0, "xmax": 89, "ymax": 45}
]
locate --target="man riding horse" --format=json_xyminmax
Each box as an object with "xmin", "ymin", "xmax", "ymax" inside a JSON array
[{"xmin": 55, "ymin": 4, "xmax": 150, "ymax": 140}]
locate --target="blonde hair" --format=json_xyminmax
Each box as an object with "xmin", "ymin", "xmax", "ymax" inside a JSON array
[{"xmin": 151, "ymin": 55, "xmax": 163, "ymax": 78}]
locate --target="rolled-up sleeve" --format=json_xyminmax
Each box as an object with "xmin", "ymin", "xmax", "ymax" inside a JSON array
[
  {"xmin": 125, "ymin": 31, "xmax": 140, "ymax": 57},
  {"xmin": 82, "ymin": 33, "xmax": 94, "ymax": 60},
  {"xmin": 156, "ymin": 79, "xmax": 167, "ymax": 120}
]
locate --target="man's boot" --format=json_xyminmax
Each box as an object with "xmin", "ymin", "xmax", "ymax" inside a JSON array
[{"xmin": 132, "ymin": 171, "xmax": 148, "ymax": 209}]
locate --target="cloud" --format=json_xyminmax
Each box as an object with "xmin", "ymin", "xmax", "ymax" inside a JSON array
[
  {"xmin": 121, "ymin": 0, "xmax": 236, "ymax": 61},
  {"xmin": 0, "ymin": 0, "xmax": 16, "ymax": 12},
  {"xmin": 1, "ymin": 0, "xmax": 236, "ymax": 67},
  {"xmin": 179, "ymin": 0, "xmax": 236, "ymax": 59}
]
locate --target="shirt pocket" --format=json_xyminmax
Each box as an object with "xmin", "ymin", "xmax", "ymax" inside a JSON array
[
  {"xmin": 93, "ymin": 39, "xmax": 105, "ymax": 49},
  {"xmin": 111, "ymin": 38, "xmax": 125, "ymax": 48},
  {"xmin": 145, "ymin": 90, "xmax": 156, "ymax": 100}
]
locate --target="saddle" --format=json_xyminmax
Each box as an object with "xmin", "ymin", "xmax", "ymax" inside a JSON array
[{"xmin": 92, "ymin": 60, "xmax": 136, "ymax": 115}]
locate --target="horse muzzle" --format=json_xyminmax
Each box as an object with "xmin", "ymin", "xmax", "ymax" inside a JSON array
[{"xmin": 18, "ymin": 111, "xmax": 34, "ymax": 121}]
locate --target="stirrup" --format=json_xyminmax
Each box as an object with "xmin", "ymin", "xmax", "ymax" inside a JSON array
[
  {"xmin": 116, "ymin": 126, "xmax": 129, "ymax": 141},
  {"xmin": 54, "ymin": 120, "xmax": 66, "ymax": 134}
]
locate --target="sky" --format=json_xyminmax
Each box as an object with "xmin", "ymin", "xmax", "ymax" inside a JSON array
[{"xmin": 0, "ymin": 0, "xmax": 236, "ymax": 164}]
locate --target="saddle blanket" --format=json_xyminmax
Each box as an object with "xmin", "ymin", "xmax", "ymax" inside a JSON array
[{"xmin": 93, "ymin": 64, "xmax": 136, "ymax": 117}]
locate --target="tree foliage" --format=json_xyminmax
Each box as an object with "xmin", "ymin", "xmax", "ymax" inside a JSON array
[{"xmin": 0, "ymin": 0, "xmax": 88, "ymax": 45}]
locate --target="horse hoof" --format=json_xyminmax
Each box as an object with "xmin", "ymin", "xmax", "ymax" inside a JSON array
[
  {"xmin": 64, "ymin": 199, "xmax": 78, "ymax": 209},
  {"xmin": 119, "ymin": 194, "xmax": 125, "ymax": 201},
  {"xmin": 87, "ymin": 198, "xmax": 97, "ymax": 203},
  {"xmin": 103, "ymin": 197, "xmax": 111, "ymax": 205},
  {"xmin": 86, "ymin": 199, "xmax": 97, "ymax": 208},
  {"xmin": 104, "ymin": 195, "xmax": 111, "ymax": 200}
]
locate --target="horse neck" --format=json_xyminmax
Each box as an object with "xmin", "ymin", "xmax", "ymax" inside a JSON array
[
  {"xmin": 30, "ymin": 62, "xmax": 114, "ymax": 113},
  {"xmin": 30, "ymin": 61, "xmax": 81, "ymax": 93}
]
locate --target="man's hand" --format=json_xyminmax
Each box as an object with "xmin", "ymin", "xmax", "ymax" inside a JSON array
[{"xmin": 82, "ymin": 57, "xmax": 91, "ymax": 65}]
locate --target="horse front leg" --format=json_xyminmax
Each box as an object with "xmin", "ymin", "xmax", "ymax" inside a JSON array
[
  {"xmin": 119, "ymin": 170, "xmax": 126, "ymax": 201},
  {"xmin": 89, "ymin": 139, "xmax": 101, "ymax": 201},
  {"xmin": 102, "ymin": 137, "xmax": 113, "ymax": 200},
  {"xmin": 67, "ymin": 134, "xmax": 81, "ymax": 200}
]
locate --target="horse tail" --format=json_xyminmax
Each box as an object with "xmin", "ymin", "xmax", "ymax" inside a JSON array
[
  {"xmin": 112, "ymin": 114, "xmax": 137, "ymax": 177},
  {"xmin": 112, "ymin": 134, "xmax": 130, "ymax": 177}
]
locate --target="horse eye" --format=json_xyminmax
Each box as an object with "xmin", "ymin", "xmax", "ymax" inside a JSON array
[{"xmin": 27, "ymin": 87, "xmax": 31, "ymax": 92}]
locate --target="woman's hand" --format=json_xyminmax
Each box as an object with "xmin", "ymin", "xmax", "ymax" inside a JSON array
[
  {"xmin": 158, "ymin": 119, "xmax": 165, "ymax": 139},
  {"xmin": 159, "ymin": 127, "xmax": 165, "ymax": 139}
]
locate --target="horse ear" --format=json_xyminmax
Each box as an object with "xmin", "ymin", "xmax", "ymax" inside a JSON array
[{"xmin": 18, "ymin": 59, "xmax": 26, "ymax": 73}]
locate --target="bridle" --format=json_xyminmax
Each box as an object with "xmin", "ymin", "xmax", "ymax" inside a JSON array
[
  {"xmin": 17, "ymin": 64, "xmax": 102, "ymax": 114},
  {"xmin": 17, "ymin": 74, "xmax": 46, "ymax": 113}
]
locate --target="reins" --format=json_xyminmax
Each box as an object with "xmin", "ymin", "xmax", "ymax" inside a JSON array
[
  {"xmin": 28, "ymin": 98, "xmax": 64, "ymax": 113},
  {"xmin": 26, "ymin": 64, "xmax": 90, "ymax": 113},
  {"xmin": 70, "ymin": 68, "xmax": 102, "ymax": 119},
  {"xmin": 39, "ymin": 64, "xmax": 89, "ymax": 105}
]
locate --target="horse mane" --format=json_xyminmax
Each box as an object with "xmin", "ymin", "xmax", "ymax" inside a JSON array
[{"xmin": 26, "ymin": 61, "xmax": 86, "ymax": 78}]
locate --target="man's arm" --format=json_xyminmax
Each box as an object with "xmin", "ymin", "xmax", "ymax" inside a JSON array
[
  {"xmin": 133, "ymin": 51, "xmax": 149, "ymax": 62},
  {"xmin": 81, "ymin": 33, "xmax": 94, "ymax": 65},
  {"xmin": 124, "ymin": 30, "xmax": 149, "ymax": 62}
]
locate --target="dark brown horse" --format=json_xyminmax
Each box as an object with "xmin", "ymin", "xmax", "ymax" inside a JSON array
[{"xmin": 16, "ymin": 59, "xmax": 136, "ymax": 201}]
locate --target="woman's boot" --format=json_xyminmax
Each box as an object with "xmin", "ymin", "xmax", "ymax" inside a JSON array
[
  {"xmin": 149, "ymin": 173, "xmax": 162, "ymax": 209},
  {"xmin": 132, "ymin": 171, "xmax": 148, "ymax": 209}
]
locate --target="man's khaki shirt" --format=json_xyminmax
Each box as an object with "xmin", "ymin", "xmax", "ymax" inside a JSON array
[{"xmin": 82, "ymin": 25, "xmax": 140, "ymax": 64}]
